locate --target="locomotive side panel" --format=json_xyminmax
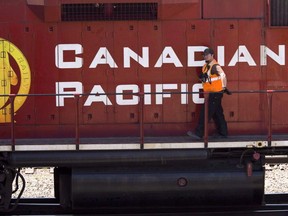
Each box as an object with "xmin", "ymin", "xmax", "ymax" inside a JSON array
[{"xmin": 1, "ymin": 0, "xmax": 288, "ymax": 139}]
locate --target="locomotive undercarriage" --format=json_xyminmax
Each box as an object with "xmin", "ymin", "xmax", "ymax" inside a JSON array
[{"xmin": 0, "ymin": 147, "xmax": 286, "ymax": 212}]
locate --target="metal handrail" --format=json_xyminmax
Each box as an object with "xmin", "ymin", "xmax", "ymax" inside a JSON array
[{"xmin": 1, "ymin": 89, "xmax": 287, "ymax": 150}]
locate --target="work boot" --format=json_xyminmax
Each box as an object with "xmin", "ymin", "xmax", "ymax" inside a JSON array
[{"xmin": 187, "ymin": 131, "xmax": 202, "ymax": 139}]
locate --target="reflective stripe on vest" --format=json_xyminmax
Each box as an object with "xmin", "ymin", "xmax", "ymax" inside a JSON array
[{"xmin": 202, "ymin": 61, "xmax": 223, "ymax": 92}]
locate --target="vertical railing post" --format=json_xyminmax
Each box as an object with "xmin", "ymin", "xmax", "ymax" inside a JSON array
[
  {"xmin": 139, "ymin": 92, "xmax": 144, "ymax": 149},
  {"xmin": 204, "ymin": 93, "xmax": 209, "ymax": 148},
  {"xmin": 9, "ymin": 94, "xmax": 16, "ymax": 151},
  {"xmin": 74, "ymin": 94, "xmax": 80, "ymax": 150},
  {"xmin": 267, "ymin": 90, "xmax": 273, "ymax": 147}
]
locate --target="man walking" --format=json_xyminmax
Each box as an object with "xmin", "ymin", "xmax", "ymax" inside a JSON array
[{"xmin": 188, "ymin": 48, "xmax": 230, "ymax": 139}]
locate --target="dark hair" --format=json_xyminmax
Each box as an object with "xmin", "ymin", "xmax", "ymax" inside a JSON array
[{"xmin": 203, "ymin": 48, "xmax": 214, "ymax": 55}]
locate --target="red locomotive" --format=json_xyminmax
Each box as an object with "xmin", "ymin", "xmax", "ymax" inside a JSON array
[{"xmin": 0, "ymin": 0, "xmax": 287, "ymax": 213}]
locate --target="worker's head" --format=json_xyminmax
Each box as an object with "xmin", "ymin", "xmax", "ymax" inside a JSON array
[{"xmin": 203, "ymin": 48, "xmax": 214, "ymax": 63}]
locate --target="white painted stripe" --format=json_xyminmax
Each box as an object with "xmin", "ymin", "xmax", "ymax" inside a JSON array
[
  {"xmin": 0, "ymin": 140, "xmax": 281, "ymax": 151},
  {"xmin": 271, "ymin": 140, "xmax": 288, "ymax": 147},
  {"xmin": 208, "ymin": 141, "xmax": 268, "ymax": 148},
  {"xmin": 79, "ymin": 144, "xmax": 140, "ymax": 150},
  {"xmin": 0, "ymin": 146, "xmax": 12, "ymax": 151},
  {"xmin": 15, "ymin": 145, "xmax": 76, "ymax": 151},
  {"xmin": 144, "ymin": 142, "xmax": 204, "ymax": 149}
]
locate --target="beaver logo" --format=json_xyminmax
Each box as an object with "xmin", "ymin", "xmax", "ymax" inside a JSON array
[{"xmin": 0, "ymin": 38, "xmax": 31, "ymax": 123}]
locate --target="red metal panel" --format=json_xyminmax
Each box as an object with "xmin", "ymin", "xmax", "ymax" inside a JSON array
[
  {"xmin": 212, "ymin": 20, "xmax": 239, "ymax": 81},
  {"xmin": 265, "ymin": 28, "xmax": 288, "ymax": 86},
  {"xmin": 161, "ymin": 21, "xmax": 187, "ymax": 123},
  {"xmin": 213, "ymin": 20, "xmax": 239, "ymax": 124},
  {"xmin": 113, "ymin": 22, "xmax": 139, "ymax": 83},
  {"xmin": 138, "ymin": 21, "xmax": 163, "ymax": 124},
  {"xmin": 56, "ymin": 23, "xmax": 83, "ymax": 125},
  {"xmin": 0, "ymin": 0, "xmax": 26, "ymax": 22},
  {"xmin": 238, "ymin": 20, "xmax": 263, "ymax": 81},
  {"xmin": 238, "ymin": 82, "xmax": 262, "ymax": 122},
  {"xmin": 203, "ymin": 0, "xmax": 264, "ymax": 19},
  {"xmin": 265, "ymin": 28, "xmax": 288, "ymax": 129},
  {"xmin": 3, "ymin": 0, "xmax": 288, "ymax": 139},
  {"xmin": 271, "ymin": 91, "xmax": 288, "ymax": 131},
  {"xmin": 160, "ymin": 1, "xmax": 201, "ymax": 20},
  {"xmin": 213, "ymin": 20, "xmax": 263, "ymax": 123},
  {"xmin": 237, "ymin": 20, "xmax": 263, "ymax": 123},
  {"xmin": 113, "ymin": 21, "xmax": 139, "ymax": 124},
  {"xmin": 32, "ymin": 23, "xmax": 59, "ymax": 128},
  {"xmin": 81, "ymin": 22, "xmax": 114, "ymax": 124},
  {"xmin": 186, "ymin": 20, "xmax": 211, "ymax": 126}
]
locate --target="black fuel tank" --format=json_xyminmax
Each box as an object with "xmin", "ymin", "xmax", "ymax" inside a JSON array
[{"xmin": 58, "ymin": 158, "xmax": 264, "ymax": 209}]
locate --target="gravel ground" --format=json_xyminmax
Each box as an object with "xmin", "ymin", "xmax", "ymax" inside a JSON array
[
  {"xmin": 265, "ymin": 164, "xmax": 288, "ymax": 193},
  {"xmin": 13, "ymin": 164, "xmax": 288, "ymax": 198}
]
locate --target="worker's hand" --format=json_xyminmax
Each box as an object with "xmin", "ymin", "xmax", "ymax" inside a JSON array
[
  {"xmin": 199, "ymin": 73, "xmax": 208, "ymax": 83},
  {"xmin": 223, "ymin": 87, "xmax": 232, "ymax": 95}
]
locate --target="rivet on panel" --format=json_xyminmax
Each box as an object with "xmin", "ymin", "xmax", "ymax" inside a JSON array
[
  {"xmin": 87, "ymin": 26, "xmax": 91, "ymax": 31},
  {"xmin": 27, "ymin": 115, "xmax": 31, "ymax": 120},
  {"xmin": 25, "ymin": 27, "xmax": 29, "ymax": 32},
  {"xmin": 154, "ymin": 25, "xmax": 158, "ymax": 30},
  {"xmin": 49, "ymin": 26, "xmax": 54, "ymax": 32},
  {"xmin": 230, "ymin": 24, "xmax": 234, "ymax": 29},
  {"xmin": 130, "ymin": 113, "xmax": 135, "ymax": 119},
  {"xmin": 154, "ymin": 113, "xmax": 159, "ymax": 119},
  {"xmin": 229, "ymin": 111, "xmax": 234, "ymax": 117},
  {"xmin": 191, "ymin": 24, "xmax": 196, "ymax": 30},
  {"xmin": 50, "ymin": 114, "xmax": 55, "ymax": 120},
  {"xmin": 129, "ymin": 25, "xmax": 134, "ymax": 30},
  {"xmin": 88, "ymin": 114, "xmax": 92, "ymax": 120},
  {"xmin": 191, "ymin": 112, "xmax": 196, "ymax": 119}
]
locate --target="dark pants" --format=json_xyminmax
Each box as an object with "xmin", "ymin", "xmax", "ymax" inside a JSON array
[{"xmin": 195, "ymin": 92, "xmax": 227, "ymax": 138}]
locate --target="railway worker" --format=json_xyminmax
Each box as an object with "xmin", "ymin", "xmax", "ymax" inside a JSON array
[{"xmin": 187, "ymin": 48, "xmax": 230, "ymax": 139}]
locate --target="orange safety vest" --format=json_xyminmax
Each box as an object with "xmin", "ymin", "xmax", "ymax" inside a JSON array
[{"xmin": 202, "ymin": 60, "xmax": 223, "ymax": 92}]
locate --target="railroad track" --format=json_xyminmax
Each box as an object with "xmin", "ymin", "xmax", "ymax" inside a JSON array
[{"xmin": 1, "ymin": 194, "xmax": 288, "ymax": 215}]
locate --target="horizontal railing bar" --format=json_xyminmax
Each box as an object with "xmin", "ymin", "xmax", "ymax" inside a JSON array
[{"xmin": 0, "ymin": 89, "xmax": 288, "ymax": 97}]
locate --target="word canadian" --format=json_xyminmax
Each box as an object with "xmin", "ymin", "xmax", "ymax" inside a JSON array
[{"xmin": 55, "ymin": 45, "xmax": 285, "ymax": 69}]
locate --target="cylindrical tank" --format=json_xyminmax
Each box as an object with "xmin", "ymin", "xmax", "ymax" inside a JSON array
[{"xmin": 56, "ymin": 158, "xmax": 264, "ymax": 209}]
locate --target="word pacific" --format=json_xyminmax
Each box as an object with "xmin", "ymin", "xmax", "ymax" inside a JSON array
[
  {"xmin": 55, "ymin": 45, "xmax": 285, "ymax": 69},
  {"xmin": 56, "ymin": 82, "xmax": 204, "ymax": 107}
]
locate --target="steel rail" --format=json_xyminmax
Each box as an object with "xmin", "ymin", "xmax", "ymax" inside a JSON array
[{"xmin": 1, "ymin": 195, "xmax": 288, "ymax": 215}]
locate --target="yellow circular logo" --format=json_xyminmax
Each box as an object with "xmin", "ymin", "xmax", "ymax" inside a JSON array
[{"xmin": 0, "ymin": 38, "xmax": 31, "ymax": 123}]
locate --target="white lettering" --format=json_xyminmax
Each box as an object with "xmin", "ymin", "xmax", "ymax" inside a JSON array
[
  {"xmin": 187, "ymin": 46, "xmax": 206, "ymax": 67},
  {"xmin": 155, "ymin": 47, "xmax": 183, "ymax": 67},
  {"xmin": 124, "ymin": 47, "xmax": 149, "ymax": 68},
  {"xmin": 155, "ymin": 84, "xmax": 178, "ymax": 105},
  {"xmin": 229, "ymin": 45, "xmax": 256, "ymax": 66},
  {"xmin": 89, "ymin": 47, "xmax": 118, "ymax": 68},
  {"xmin": 217, "ymin": 46, "xmax": 225, "ymax": 66},
  {"xmin": 55, "ymin": 82, "xmax": 205, "ymax": 107},
  {"xmin": 84, "ymin": 85, "xmax": 112, "ymax": 106},
  {"xmin": 181, "ymin": 84, "xmax": 188, "ymax": 104},
  {"xmin": 56, "ymin": 81, "xmax": 83, "ymax": 106},
  {"xmin": 260, "ymin": 45, "xmax": 285, "ymax": 66},
  {"xmin": 55, "ymin": 44, "xmax": 288, "ymax": 69},
  {"xmin": 192, "ymin": 83, "xmax": 204, "ymax": 104},
  {"xmin": 144, "ymin": 84, "xmax": 152, "ymax": 105},
  {"xmin": 55, "ymin": 44, "xmax": 83, "ymax": 69},
  {"xmin": 116, "ymin": 85, "xmax": 139, "ymax": 105}
]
